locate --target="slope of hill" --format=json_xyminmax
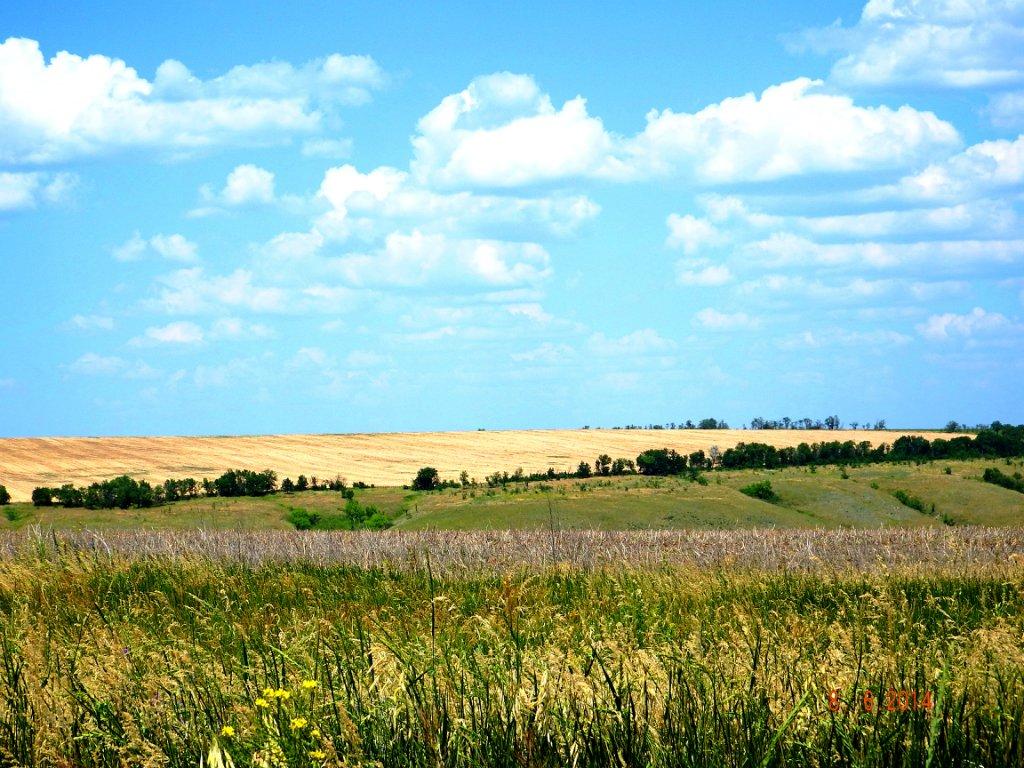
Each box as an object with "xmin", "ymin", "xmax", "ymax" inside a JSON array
[{"xmin": 0, "ymin": 427, "xmax": 941, "ymax": 501}]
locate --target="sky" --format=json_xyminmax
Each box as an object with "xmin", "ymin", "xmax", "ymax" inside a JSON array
[{"xmin": 1, "ymin": 0, "xmax": 1023, "ymax": 437}]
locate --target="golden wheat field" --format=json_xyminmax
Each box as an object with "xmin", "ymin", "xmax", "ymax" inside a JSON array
[{"xmin": 0, "ymin": 428, "xmax": 941, "ymax": 501}]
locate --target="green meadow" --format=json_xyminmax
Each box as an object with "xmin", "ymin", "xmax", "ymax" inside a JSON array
[{"xmin": 4, "ymin": 458, "xmax": 1021, "ymax": 532}]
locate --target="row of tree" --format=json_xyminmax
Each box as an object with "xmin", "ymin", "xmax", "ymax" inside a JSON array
[
  {"xmin": 410, "ymin": 423, "xmax": 1024, "ymax": 489},
  {"xmin": 607, "ymin": 416, "xmax": 896, "ymax": 431},
  {"xmin": 31, "ymin": 469, "xmax": 354, "ymax": 509}
]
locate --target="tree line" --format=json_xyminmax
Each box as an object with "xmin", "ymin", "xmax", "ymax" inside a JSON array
[
  {"xmin": 411, "ymin": 423, "xmax": 1024, "ymax": 489},
  {"xmin": 30, "ymin": 469, "xmax": 355, "ymax": 509}
]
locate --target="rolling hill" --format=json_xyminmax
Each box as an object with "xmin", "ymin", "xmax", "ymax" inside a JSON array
[{"xmin": 0, "ymin": 427, "xmax": 941, "ymax": 501}]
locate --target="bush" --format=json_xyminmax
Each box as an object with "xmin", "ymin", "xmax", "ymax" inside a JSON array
[
  {"xmin": 0, "ymin": 485, "xmax": 9, "ymax": 505},
  {"xmin": 982, "ymin": 467, "xmax": 1024, "ymax": 494},
  {"xmin": 892, "ymin": 489, "xmax": 927, "ymax": 513},
  {"xmin": 739, "ymin": 480, "xmax": 778, "ymax": 502},
  {"xmin": 287, "ymin": 508, "xmax": 321, "ymax": 530},
  {"xmin": 31, "ymin": 488, "xmax": 54, "ymax": 507},
  {"xmin": 412, "ymin": 467, "xmax": 440, "ymax": 491}
]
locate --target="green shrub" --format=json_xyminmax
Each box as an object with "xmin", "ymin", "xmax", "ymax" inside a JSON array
[
  {"xmin": 892, "ymin": 489, "xmax": 926, "ymax": 513},
  {"xmin": 739, "ymin": 480, "xmax": 778, "ymax": 502},
  {"xmin": 982, "ymin": 467, "xmax": 1024, "ymax": 494},
  {"xmin": 0, "ymin": 485, "xmax": 9, "ymax": 505}
]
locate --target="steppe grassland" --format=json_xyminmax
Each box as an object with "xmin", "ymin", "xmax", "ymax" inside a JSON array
[
  {"xmin": 0, "ymin": 528, "xmax": 1022, "ymax": 767},
  {"xmin": 0, "ymin": 428, "xmax": 937, "ymax": 500}
]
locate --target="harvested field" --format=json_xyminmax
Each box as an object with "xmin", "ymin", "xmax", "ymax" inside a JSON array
[{"xmin": 0, "ymin": 427, "xmax": 938, "ymax": 500}]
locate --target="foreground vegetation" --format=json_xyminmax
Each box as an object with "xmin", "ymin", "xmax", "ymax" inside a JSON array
[{"xmin": 0, "ymin": 530, "xmax": 1022, "ymax": 767}]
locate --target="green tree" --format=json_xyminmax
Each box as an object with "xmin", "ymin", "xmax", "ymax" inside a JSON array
[
  {"xmin": 412, "ymin": 467, "xmax": 440, "ymax": 491},
  {"xmin": 595, "ymin": 454, "xmax": 612, "ymax": 476},
  {"xmin": 0, "ymin": 485, "xmax": 10, "ymax": 505},
  {"xmin": 576, "ymin": 461, "xmax": 592, "ymax": 478}
]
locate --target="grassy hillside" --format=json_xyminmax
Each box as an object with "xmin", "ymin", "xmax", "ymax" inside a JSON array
[
  {"xmin": 4, "ymin": 458, "xmax": 1021, "ymax": 531},
  {"xmin": 0, "ymin": 427, "xmax": 943, "ymax": 500}
]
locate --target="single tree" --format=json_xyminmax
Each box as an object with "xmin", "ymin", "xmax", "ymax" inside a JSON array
[{"xmin": 412, "ymin": 467, "xmax": 441, "ymax": 491}]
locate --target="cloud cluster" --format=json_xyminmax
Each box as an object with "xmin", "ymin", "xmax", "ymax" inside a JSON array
[
  {"xmin": 0, "ymin": 37, "xmax": 383, "ymax": 164},
  {"xmin": 411, "ymin": 73, "xmax": 958, "ymax": 188},
  {"xmin": 799, "ymin": 0, "xmax": 1024, "ymax": 89}
]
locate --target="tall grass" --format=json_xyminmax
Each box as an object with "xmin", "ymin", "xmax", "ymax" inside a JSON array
[{"xmin": 0, "ymin": 532, "xmax": 1022, "ymax": 766}]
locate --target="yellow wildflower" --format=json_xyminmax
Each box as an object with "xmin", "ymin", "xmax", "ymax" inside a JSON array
[
  {"xmin": 255, "ymin": 698, "xmax": 269, "ymax": 708},
  {"xmin": 310, "ymin": 728, "xmax": 322, "ymax": 738},
  {"xmin": 301, "ymin": 679, "xmax": 317, "ymax": 690},
  {"xmin": 290, "ymin": 717, "xmax": 308, "ymax": 730},
  {"xmin": 275, "ymin": 688, "xmax": 291, "ymax": 700},
  {"xmin": 309, "ymin": 751, "xmax": 327, "ymax": 760},
  {"xmin": 220, "ymin": 725, "xmax": 235, "ymax": 737}
]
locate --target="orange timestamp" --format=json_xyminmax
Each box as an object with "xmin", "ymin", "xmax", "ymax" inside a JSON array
[{"xmin": 828, "ymin": 688, "xmax": 934, "ymax": 713}]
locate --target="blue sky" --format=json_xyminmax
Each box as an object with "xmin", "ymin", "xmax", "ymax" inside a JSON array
[{"xmin": 1, "ymin": 0, "xmax": 1023, "ymax": 436}]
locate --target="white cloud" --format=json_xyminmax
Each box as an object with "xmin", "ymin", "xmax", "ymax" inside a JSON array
[
  {"xmin": 666, "ymin": 214, "xmax": 723, "ymax": 254},
  {"xmin": 150, "ymin": 267, "xmax": 286, "ymax": 314},
  {"xmin": 220, "ymin": 164, "xmax": 275, "ymax": 206},
  {"xmin": 411, "ymin": 73, "xmax": 959, "ymax": 187},
  {"xmin": 506, "ymin": 303, "xmax": 553, "ymax": 322},
  {"xmin": 113, "ymin": 232, "xmax": 198, "ymax": 262},
  {"xmin": 917, "ymin": 306, "xmax": 1021, "ymax": 339},
  {"xmin": 510, "ymin": 342, "xmax": 576, "ymax": 363},
  {"xmin": 988, "ymin": 91, "xmax": 1024, "ymax": 127},
  {"xmin": 587, "ymin": 329, "xmax": 676, "ymax": 355},
  {"xmin": 0, "ymin": 37, "xmax": 383, "ymax": 164},
  {"xmin": 137, "ymin": 321, "xmax": 204, "ymax": 345},
  {"xmin": 65, "ymin": 314, "xmax": 114, "ymax": 331},
  {"xmin": 68, "ymin": 352, "xmax": 126, "ymax": 375},
  {"xmin": 0, "ymin": 170, "xmax": 75, "ymax": 210},
  {"xmin": 209, "ymin": 317, "xmax": 275, "ymax": 340},
  {"xmin": 302, "ymin": 137, "xmax": 353, "ymax": 159},
  {"xmin": 778, "ymin": 328, "xmax": 913, "ymax": 349},
  {"xmin": 149, "ymin": 233, "xmax": 198, "ymax": 262},
  {"xmin": 330, "ymin": 230, "xmax": 552, "ymax": 288},
  {"xmin": 677, "ymin": 263, "xmax": 733, "ymax": 286},
  {"xmin": 412, "ymin": 72, "xmax": 615, "ymax": 188},
  {"xmin": 800, "ymin": 0, "xmax": 1024, "ymax": 89},
  {"xmin": 622, "ymin": 78, "xmax": 959, "ymax": 182},
  {"xmin": 693, "ymin": 308, "xmax": 761, "ymax": 330},
  {"xmin": 345, "ymin": 350, "xmax": 388, "ymax": 367},
  {"xmin": 873, "ymin": 134, "xmax": 1024, "ymax": 203},
  {"xmin": 308, "ymin": 163, "xmax": 600, "ymax": 246}
]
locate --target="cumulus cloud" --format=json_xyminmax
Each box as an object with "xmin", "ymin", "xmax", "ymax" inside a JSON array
[
  {"xmin": 329, "ymin": 230, "xmax": 552, "ymax": 289},
  {"xmin": 676, "ymin": 263, "xmax": 733, "ymax": 286},
  {"xmin": 410, "ymin": 73, "xmax": 958, "ymax": 187},
  {"xmin": 136, "ymin": 321, "xmax": 205, "ymax": 345},
  {"xmin": 67, "ymin": 352, "xmax": 157, "ymax": 378},
  {"xmin": 412, "ymin": 72, "xmax": 616, "ymax": 188},
  {"xmin": 0, "ymin": 37, "xmax": 383, "ymax": 164},
  {"xmin": 149, "ymin": 267, "xmax": 287, "ymax": 314},
  {"xmin": 587, "ymin": 329, "xmax": 676, "ymax": 355},
  {"xmin": 693, "ymin": 308, "xmax": 761, "ymax": 330},
  {"xmin": 870, "ymin": 134, "xmax": 1024, "ymax": 203},
  {"xmin": 113, "ymin": 232, "xmax": 198, "ymax": 262},
  {"xmin": 621, "ymin": 78, "xmax": 958, "ymax": 182},
  {"xmin": 316, "ymin": 163, "xmax": 599, "ymax": 242},
  {"xmin": 301, "ymin": 137, "xmax": 353, "ymax": 159},
  {"xmin": 798, "ymin": 0, "xmax": 1024, "ymax": 89},
  {"xmin": 666, "ymin": 214, "xmax": 723, "ymax": 254},
  {"xmin": 221, "ymin": 164, "xmax": 275, "ymax": 206},
  {"xmin": 0, "ymin": 170, "xmax": 75, "ymax": 210},
  {"xmin": 917, "ymin": 306, "xmax": 1021, "ymax": 339},
  {"xmin": 64, "ymin": 314, "xmax": 114, "ymax": 331}
]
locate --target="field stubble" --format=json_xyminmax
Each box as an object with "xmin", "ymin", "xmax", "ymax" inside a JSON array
[{"xmin": 0, "ymin": 428, "xmax": 938, "ymax": 501}]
